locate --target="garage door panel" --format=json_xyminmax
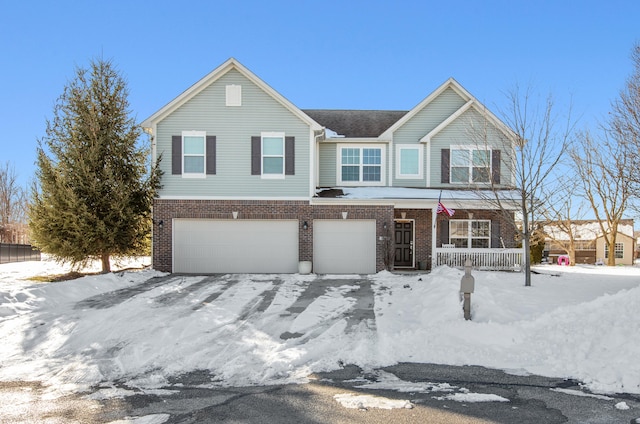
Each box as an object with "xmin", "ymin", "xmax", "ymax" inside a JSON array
[
  {"xmin": 173, "ymin": 219, "xmax": 298, "ymax": 273},
  {"xmin": 313, "ymin": 220, "xmax": 376, "ymax": 274}
]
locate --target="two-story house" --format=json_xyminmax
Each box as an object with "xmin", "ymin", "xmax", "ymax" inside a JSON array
[{"xmin": 142, "ymin": 58, "xmax": 522, "ymax": 274}]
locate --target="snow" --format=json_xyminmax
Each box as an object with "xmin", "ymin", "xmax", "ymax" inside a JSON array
[
  {"xmin": 1, "ymin": 258, "xmax": 640, "ymax": 401},
  {"xmin": 617, "ymin": 401, "xmax": 631, "ymax": 410},
  {"xmin": 433, "ymin": 392, "xmax": 510, "ymax": 403},
  {"xmin": 333, "ymin": 393, "xmax": 413, "ymax": 410},
  {"xmin": 544, "ymin": 220, "xmax": 635, "ymax": 240},
  {"xmin": 317, "ymin": 186, "xmax": 518, "ymax": 202},
  {"xmin": 107, "ymin": 415, "xmax": 170, "ymax": 424}
]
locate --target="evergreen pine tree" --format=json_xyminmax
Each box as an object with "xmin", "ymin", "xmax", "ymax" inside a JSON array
[{"xmin": 29, "ymin": 58, "xmax": 161, "ymax": 273}]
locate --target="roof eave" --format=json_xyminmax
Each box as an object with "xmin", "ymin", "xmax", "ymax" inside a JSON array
[{"xmin": 141, "ymin": 58, "xmax": 322, "ymax": 132}]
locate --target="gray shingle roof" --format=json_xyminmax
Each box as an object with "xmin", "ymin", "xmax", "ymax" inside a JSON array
[{"xmin": 303, "ymin": 109, "xmax": 408, "ymax": 138}]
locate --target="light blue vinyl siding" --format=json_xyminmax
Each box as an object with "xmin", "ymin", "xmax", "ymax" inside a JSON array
[
  {"xmin": 391, "ymin": 87, "xmax": 466, "ymax": 188},
  {"xmin": 155, "ymin": 69, "xmax": 311, "ymax": 197},
  {"xmin": 318, "ymin": 143, "xmax": 337, "ymax": 187},
  {"xmin": 428, "ymin": 108, "xmax": 512, "ymax": 188}
]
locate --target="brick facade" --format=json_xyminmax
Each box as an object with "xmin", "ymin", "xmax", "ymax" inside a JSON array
[
  {"xmin": 153, "ymin": 200, "xmax": 516, "ymax": 273},
  {"xmin": 153, "ymin": 199, "xmax": 394, "ymax": 273},
  {"xmin": 435, "ymin": 209, "xmax": 518, "ymax": 248},
  {"xmin": 393, "ymin": 209, "xmax": 433, "ymax": 270}
]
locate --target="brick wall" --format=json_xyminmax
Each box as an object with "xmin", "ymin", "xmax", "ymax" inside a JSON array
[
  {"xmin": 153, "ymin": 199, "xmax": 393, "ymax": 273},
  {"xmin": 435, "ymin": 209, "xmax": 518, "ymax": 248},
  {"xmin": 393, "ymin": 209, "xmax": 433, "ymax": 270}
]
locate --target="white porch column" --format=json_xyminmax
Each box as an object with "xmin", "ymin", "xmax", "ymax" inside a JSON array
[{"xmin": 431, "ymin": 206, "xmax": 438, "ymax": 269}]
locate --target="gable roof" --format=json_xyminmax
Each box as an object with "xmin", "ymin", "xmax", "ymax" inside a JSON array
[
  {"xmin": 303, "ymin": 109, "xmax": 407, "ymax": 138},
  {"xmin": 380, "ymin": 77, "xmax": 516, "ymax": 143},
  {"xmin": 544, "ymin": 219, "xmax": 635, "ymax": 240},
  {"xmin": 141, "ymin": 58, "xmax": 322, "ymax": 131}
]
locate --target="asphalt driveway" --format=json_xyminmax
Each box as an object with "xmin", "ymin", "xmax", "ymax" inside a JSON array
[{"xmin": 2, "ymin": 273, "xmax": 639, "ymax": 423}]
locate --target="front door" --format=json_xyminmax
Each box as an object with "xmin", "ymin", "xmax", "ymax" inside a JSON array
[{"xmin": 394, "ymin": 220, "xmax": 414, "ymax": 267}]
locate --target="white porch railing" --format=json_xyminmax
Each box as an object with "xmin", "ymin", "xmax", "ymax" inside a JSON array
[{"xmin": 434, "ymin": 247, "xmax": 524, "ymax": 271}]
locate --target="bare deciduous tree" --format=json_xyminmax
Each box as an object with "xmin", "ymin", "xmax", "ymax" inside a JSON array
[
  {"xmin": 566, "ymin": 43, "xmax": 639, "ymax": 266},
  {"xmin": 470, "ymin": 85, "xmax": 575, "ymax": 286},
  {"xmin": 569, "ymin": 131, "xmax": 632, "ymax": 266},
  {"xmin": 610, "ymin": 43, "xmax": 640, "ymax": 197},
  {"xmin": 540, "ymin": 181, "xmax": 592, "ymax": 266},
  {"xmin": 0, "ymin": 162, "xmax": 28, "ymax": 243}
]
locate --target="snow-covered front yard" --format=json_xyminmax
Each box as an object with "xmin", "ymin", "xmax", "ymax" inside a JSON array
[{"xmin": 0, "ymin": 257, "xmax": 639, "ymax": 400}]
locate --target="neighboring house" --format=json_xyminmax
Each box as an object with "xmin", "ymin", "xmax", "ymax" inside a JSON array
[
  {"xmin": 142, "ymin": 58, "xmax": 522, "ymax": 274},
  {"xmin": 544, "ymin": 219, "xmax": 636, "ymax": 265}
]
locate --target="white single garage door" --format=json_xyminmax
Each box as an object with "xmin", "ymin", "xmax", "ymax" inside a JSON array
[
  {"xmin": 173, "ymin": 219, "xmax": 299, "ymax": 273},
  {"xmin": 313, "ymin": 220, "xmax": 376, "ymax": 274}
]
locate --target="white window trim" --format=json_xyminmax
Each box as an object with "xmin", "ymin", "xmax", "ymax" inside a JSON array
[
  {"xmin": 182, "ymin": 130, "xmax": 206, "ymax": 179},
  {"xmin": 395, "ymin": 144, "xmax": 423, "ymax": 179},
  {"xmin": 337, "ymin": 144, "xmax": 386, "ymax": 186},
  {"xmin": 449, "ymin": 219, "xmax": 491, "ymax": 248},
  {"xmin": 261, "ymin": 131, "xmax": 285, "ymax": 179},
  {"xmin": 450, "ymin": 145, "xmax": 492, "ymax": 185},
  {"xmin": 605, "ymin": 242, "xmax": 624, "ymax": 259}
]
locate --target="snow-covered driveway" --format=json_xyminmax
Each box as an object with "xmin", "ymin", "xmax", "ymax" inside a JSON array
[
  {"xmin": 0, "ymin": 271, "xmax": 380, "ymax": 395},
  {"xmin": 1, "ymin": 260, "xmax": 640, "ymax": 401}
]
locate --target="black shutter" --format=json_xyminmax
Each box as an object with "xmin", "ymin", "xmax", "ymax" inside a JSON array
[
  {"xmin": 285, "ymin": 136, "xmax": 295, "ymax": 175},
  {"xmin": 492, "ymin": 149, "xmax": 501, "ymax": 184},
  {"xmin": 491, "ymin": 220, "xmax": 501, "ymax": 248},
  {"xmin": 172, "ymin": 135, "xmax": 182, "ymax": 175},
  {"xmin": 441, "ymin": 149, "xmax": 450, "ymax": 184},
  {"xmin": 206, "ymin": 135, "xmax": 216, "ymax": 175},
  {"xmin": 439, "ymin": 221, "xmax": 450, "ymax": 246},
  {"xmin": 251, "ymin": 136, "xmax": 261, "ymax": 175}
]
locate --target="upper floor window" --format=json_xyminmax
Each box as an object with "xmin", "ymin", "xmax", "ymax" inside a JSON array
[
  {"xmin": 449, "ymin": 219, "xmax": 491, "ymax": 248},
  {"xmin": 338, "ymin": 146, "xmax": 384, "ymax": 185},
  {"xmin": 451, "ymin": 147, "xmax": 491, "ymax": 184},
  {"xmin": 183, "ymin": 131, "xmax": 206, "ymax": 177},
  {"xmin": 172, "ymin": 132, "xmax": 216, "ymax": 177},
  {"xmin": 262, "ymin": 132, "xmax": 285, "ymax": 177},
  {"xmin": 396, "ymin": 145, "xmax": 423, "ymax": 179},
  {"xmin": 251, "ymin": 133, "xmax": 294, "ymax": 178}
]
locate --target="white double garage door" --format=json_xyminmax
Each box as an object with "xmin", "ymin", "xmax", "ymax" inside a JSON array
[{"xmin": 173, "ymin": 219, "xmax": 376, "ymax": 274}]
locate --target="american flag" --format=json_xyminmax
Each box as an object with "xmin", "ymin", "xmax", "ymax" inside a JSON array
[{"xmin": 437, "ymin": 201, "xmax": 455, "ymax": 217}]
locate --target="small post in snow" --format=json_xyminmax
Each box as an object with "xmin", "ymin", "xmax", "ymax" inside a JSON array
[{"xmin": 460, "ymin": 258, "xmax": 475, "ymax": 320}]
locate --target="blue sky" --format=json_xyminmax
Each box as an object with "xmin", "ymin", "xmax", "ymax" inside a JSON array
[{"xmin": 1, "ymin": 0, "xmax": 639, "ymax": 186}]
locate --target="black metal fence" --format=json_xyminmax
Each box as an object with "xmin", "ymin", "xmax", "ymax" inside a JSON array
[{"xmin": 0, "ymin": 243, "xmax": 41, "ymax": 264}]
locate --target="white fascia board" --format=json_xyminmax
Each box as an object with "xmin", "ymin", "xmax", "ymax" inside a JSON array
[
  {"xmin": 420, "ymin": 100, "xmax": 474, "ymax": 143},
  {"xmin": 141, "ymin": 58, "xmax": 322, "ymax": 132},
  {"xmin": 380, "ymin": 77, "xmax": 517, "ymax": 146},
  {"xmin": 379, "ymin": 77, "xmax": 470, "ymax": 140}
]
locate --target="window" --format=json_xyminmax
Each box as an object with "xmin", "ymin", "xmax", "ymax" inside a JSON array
[
  {"xmin": 449, "ymin": 220, "xmax": 490, "ymax": 248},
  {"xmin": 396, "ymin": 145, "xmax": 423, "ymax": 179},
  {"xmin": 251, "ymin": 134, "xmax": 294, "ymax": 177},
  {"xmin": 262, "ymin": 132, "xmax": 284, "ymax": 177},
  {"xmin": 451, "ymin": 147, "xmax": 491, "ymax": 184},
  {"xmin": 605, "ymin": 242, "xmax": 624, "ymax": 259},
  {"xmin": 338, "ymin": 146, "xmax": 384, "ymax": 185},
  {"xmin": 182, "ymin": 131, "xmax": 206, "ymax": 177}
]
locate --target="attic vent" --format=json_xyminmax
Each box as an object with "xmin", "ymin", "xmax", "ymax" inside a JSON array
[{"xmin": 226, "ymin": 84, "xmax": 242, "ymax": 106}]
